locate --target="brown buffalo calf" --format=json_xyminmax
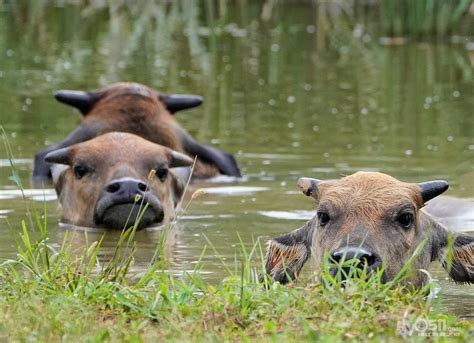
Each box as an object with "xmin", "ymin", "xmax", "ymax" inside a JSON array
[
  {"xmin": 265, "ymin": 172, "xmax": 473, "ymax": 287},
  {"xmin": 34, "ymin": 82, "xmax": 241, "ymax": 180},
  {"xmin": 44, "ymin": 132, "xmax": 193, "ymax": 230}
]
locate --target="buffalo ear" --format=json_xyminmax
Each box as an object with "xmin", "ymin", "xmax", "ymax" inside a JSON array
[
  {"xmin": 55, "ymin": 90, "xmax": 95, "ymax": 115},
  {"xmin": 44, "ymin": 147, "xmax": 72, "ymax": 166},
  {"xmin": 297, "ymin": 177, "xmax": 320, "ymax": 197},
  {"xmin": 159, "ymin": 94, "xmax": 203, "ymax": 114},
  {"xmin": 419, "ymin": 180, "xmax": 449, "ymax": 203},
  {"xmin": 422, "ymin": 212, "xmax": 474, "ymax": 284},
  {"xmin": 169, "ymin": 151, "xmax": 194, "ymax": 168},
  {"xmin": 441, "ymin": 234, "xmax": 474, "ymax": 284},
  {"xmin": 264, "ymin": 223, "xmax": 314, "ymax": 284}
]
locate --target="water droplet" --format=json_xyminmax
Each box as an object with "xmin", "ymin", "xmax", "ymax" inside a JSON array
[
  {"xmin": 331, "ymin": 108, "xmax": 338, "ymax": 114},
  {"xmin": 306, "ymin": 25, "xmax": 315, "ymax": 34},
  {"xmin": 452, "ymin": 90, "xmax": 460, "ymax": 97},
  {"xmin": 63, "ymin": 62, "xmax": 71, "ymax": 70},
  {"xmin": 292, "ymin": 142, "xmax": 300, "ymax": 148},
  {"xmin": 287, "ymin": 96, "xmax": 296, "ymax": 103},
  {"xmin": 258, "ymin": 79, "xmax": 265, "ymax": 86},
  {"xmin": 268, "ymin": 99, "xmax": 276, "ymax": 106},
  {"xmin": 323, "ymin": 152, "xmax": 330, "ymax": 158},
  {"xmin": 313, "ymin": 125, "xmax": 319, "ymax": 132},
  {"xmin": 405, "ymin": 149, "xmax": 413, "ymax": 156},
  {"xmin": 25, "ymin": 98, "xmax": 32, "ymax": 105},
  {"xmin": 360, "ymin": 108, "xmax": 368, "ymax": 115},
  {"xmin": 6, "ymin": 49, "xmax": 14, "ymax": 57},
  {"xmin": 447, "ymin": 136, "xmax": 454, "ymax": 142},
  {"xmin": 339, "ymin": 46, "xmax": 349, "ymax": 54},
  {"xmin": 303, "ymin": 83, "xmax": 312, "ymax": 91},
  {"xmin": 287, "ymin": 122, "xmax": 294, "ymax": 128},
  {"xmin": 271, "ymin": 44, "xmax": 280, "ymax": 52}
]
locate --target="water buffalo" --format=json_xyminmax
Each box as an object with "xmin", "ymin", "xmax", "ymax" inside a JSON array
[
  {"xmin": 34, "ymin": 82, "xmax": 241, "ymax": 181},
  {"xmin": 44, "ymin": 132, "xmax": 194, "ymax": 230},
  {"xmin": 264, "ymin": 172, "xmax": 474, "ymax": 287}
]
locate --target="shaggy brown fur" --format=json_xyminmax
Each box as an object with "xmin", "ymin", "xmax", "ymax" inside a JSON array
[{"xmin": 33, "ymin": 82, "xmax": 240, "ymax": 180}]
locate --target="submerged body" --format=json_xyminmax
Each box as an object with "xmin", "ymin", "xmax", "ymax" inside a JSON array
[
  {"xmin": 265, "ymin": 172, "xmax": 474, "ymax": 287},
  {"xmin": 34, "ymin": 82, "xmax": 241, "ymax": 181},
  {"xmin": 45, "ymin": 132, "xmax": 193, "ymax": 230}
]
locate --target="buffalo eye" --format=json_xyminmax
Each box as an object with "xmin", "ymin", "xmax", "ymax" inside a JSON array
[
  {"xmin": 397, "ymin": 212, "xmax": 414, "ymax": 229},
  {"xmin": 317, "ymin": 211, "xmax": 330, "ymax": 226},
  {"xmin": 156, "ymin": 168, "xmax": 168, "ymax": 182},
  {"xmin": 73, "ymin": 165, "xmax": 89, "ymax": 179}
]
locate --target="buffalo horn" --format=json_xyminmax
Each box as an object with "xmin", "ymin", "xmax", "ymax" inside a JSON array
[
  {"xmin": 170, "ymin": 151, "xmax": 194, "ymax": 168},
  {"xmin": 419, "ymin": 180, "xmax": 449, "ymax": 203},
  {"xmin": 44, "ymin": 147, "xmax": 71, "ymax": 165},
  {"xmin": 55, "ymin": 90, "xmax": 94, "ymax": 114},
  {"xmin": 159, "ymin": 94, "xmax": 203, "ymax": 113}
]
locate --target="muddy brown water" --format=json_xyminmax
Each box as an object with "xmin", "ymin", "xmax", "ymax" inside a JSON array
[{"xmin": 0, "ymin": 2, "xmax": 473, "ymax": 320}]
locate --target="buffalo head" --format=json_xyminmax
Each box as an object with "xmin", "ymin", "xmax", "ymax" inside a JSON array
[
  {"xmin": 45, "ymin": 132, "xmax": 193, "ymax": 230},
  {"xmin": 265, "ymin": 172, "xmax": 473, "ymax": 287},
  {"xmin": 34, "ymin": 82, "xmax": 240, "ymax": 181}
]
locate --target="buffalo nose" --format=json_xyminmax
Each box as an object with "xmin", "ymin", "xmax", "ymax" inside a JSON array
[
  {"xmin": 104, "ymin": 178, "xmax": 148, "ymax": 195},
  {"xmin": 331, "ymin": 247, "xmax": 380, "ymax": 270}
]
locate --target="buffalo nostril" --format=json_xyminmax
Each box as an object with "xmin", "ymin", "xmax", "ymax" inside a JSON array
[
  {"xmin": 331, "ymin": 248, "xmax": 379, "ymax": 269},
  {"xmin": 138, "ymin": 182, "xmax": 147, "ymax": 192},
  {"xmin": 331, "ymin": 253, "xmax": 342, "ymax": 264},
  {"xmin": 106, "ymin": 182, "xmax": 121, "ymax": 193},
  {"xmin": 360, "ymin": 254, "xmax": 377, "ymax": 268}
]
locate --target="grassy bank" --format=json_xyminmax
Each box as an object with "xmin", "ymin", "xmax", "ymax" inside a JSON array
[{"xmin": 0, "ymin": 215, "xmax": 472, "ymax": 342}]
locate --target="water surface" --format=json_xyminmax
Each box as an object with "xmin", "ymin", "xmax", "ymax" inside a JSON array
[{"xmin": 1, "ymin": 1, "xmax": 473, "ymax": 320}]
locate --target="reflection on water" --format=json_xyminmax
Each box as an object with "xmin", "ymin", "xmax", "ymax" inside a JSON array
[{"xmin": 1, "ymin": 2, "xmax": 473, "ymax": 320}]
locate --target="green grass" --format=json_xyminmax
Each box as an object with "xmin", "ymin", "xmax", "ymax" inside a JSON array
[
  {"xmin": 378, "ymin": 0, "xmax": 472, "ymax": 38},
  {"xmin": 0, "ymin": 129, "xmax": 472, "ymax": 341},
  {"xmin": 0, "ymin": 212, "xmax": 472, "ymax": 342}
]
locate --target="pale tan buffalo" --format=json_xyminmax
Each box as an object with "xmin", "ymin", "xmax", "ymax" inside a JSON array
[
  {"xmin": 265, "ymin": 172, "xmax": 473, "ymax": 287},
  {"xmin": 45, "ymin": 132, "xmax": 193, "ymax": 230}
]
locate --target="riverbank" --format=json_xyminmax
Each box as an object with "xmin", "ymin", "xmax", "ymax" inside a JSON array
[{"xmin": 0, "ymin": 220, "xmax": 471, "ymax": 342}]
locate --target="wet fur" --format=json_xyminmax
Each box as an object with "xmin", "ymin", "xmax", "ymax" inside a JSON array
[
  {"xmin": 265, "ymin": 172, "xmax": 474, "ymax": 287},
  {"xmin": 47, "ymin": 132, "xmax": 190, "ymax": 229},
  {"xmin": 33, "ymin": 82, "xmax": 240, "ymax": 180}
]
